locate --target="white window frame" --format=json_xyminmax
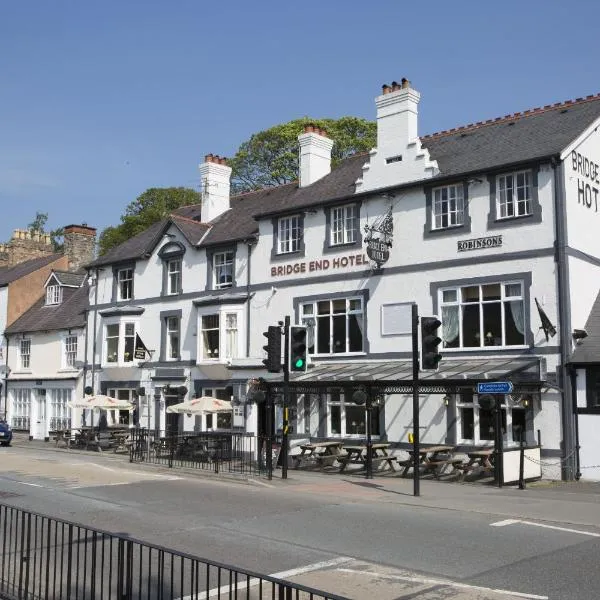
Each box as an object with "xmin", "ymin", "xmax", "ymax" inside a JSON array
[
  {"xmin": 64, "ymin": 335, "xmax": 78, "ymax": 368},
  {"xmin": 497, "ymin": 171, "xmax": 532, "ymax": 219},
  {"xmin": 198, "ymin": 309, "xmax": 241, "ymax": 362},
  {"xmin": 49, "ymin": 388, "xmax": 72, "ymax": 431},
  {"xmin": 201, "ymin": 388, "xmax": 232, "ymax": 430},
  {"xmin": 432, "ymin": 184, "xmax": 464, "ymax": 229},
  {"xmin": 331, "ymin": 204, "xmax": 358, "ymax": 245},
  {"xmin": 19, "ymin": 339, "xmax": 31, "ymax": 370},
  {"xmin": 117, "ymin": 268, "xmax": 134, "ymax": 301},
  {"xmin": 46, "ymin": 285, "xmax": 62, "ymax": 305},
  {"xmin": 107, "ymin": 389, "xmax": 134, "ymax": 426},
  {"xmin": 300, "ymin": 297, "xmax": 364, "ymax": 356},
  {"xmin": 167, "ymin": 259, "xmax": 181, "ymax": 295},
  {"xmin": 456, "ymin": 392, "xmax": 527, "ymax": 447},
  {"xmin": 439, "ymin": 281, "xmax": 526, "ymax": 350},
  {"xmin": 103, "ymin": 321, "xmax": 138, "ymax": 366},
  {"xmin": 277, "ymin": 215, "xmax": 302, "ymax": 254},
  {"xmin": 166, "ymin": 316, "xmax": 180, "ymax": 360},
  {"xmin": 326, "ymin": 390, "xmax": 380, "ymax": 439},
  {"xmin": 11, "ymin": 388, "xmax": 31, "ymax": 430},
  {"xmin": 213, "ymin": 251, "xmax": 234, "ymax": 289}
]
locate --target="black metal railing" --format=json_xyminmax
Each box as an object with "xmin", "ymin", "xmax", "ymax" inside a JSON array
[
  {"xmin": 128, "ymin": 429, "xmax": 259, "ymax": 475},
  {"xmin": 0, "ymin": 503, "xmax": 349, "ymax": 600}
]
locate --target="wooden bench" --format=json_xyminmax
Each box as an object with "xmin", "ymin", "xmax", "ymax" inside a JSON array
[
  {"xmin": 453, "ymin": 461, "xmax": 494, "ymax": 480},
  {"xmin": 422, "ymin": 458, "xmax": 464, "ymax": 479},
  {"xmin": 54, "ymin": 431, "xmax": 72, "ymax": 448},
  {"xmin": 371, "ymin": 456, "xmax": 397, "ymax": 472}
]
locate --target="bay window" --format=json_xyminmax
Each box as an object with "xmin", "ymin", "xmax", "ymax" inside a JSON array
[
  {"xmin": 440, "ymin": 282, "xmax": 526, "ymax": 348},
  {"xmin": 104, "ymin": 322, "xmax": 136, "ymax": 364},
  {"xmin": 300, "ymin": 297, "xmax": 364, "ymax": 355},
  {"xmin": 199, "ymin": 311, "xmax": 240, "ymax": 361}
]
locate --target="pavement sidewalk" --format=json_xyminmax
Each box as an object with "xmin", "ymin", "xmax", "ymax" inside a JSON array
[{"xmin": 9, "ymin": 433, "xmax": 600, "ymax": 529}]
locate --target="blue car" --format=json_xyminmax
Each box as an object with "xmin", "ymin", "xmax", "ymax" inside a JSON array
[{"xmin": 0, "ymin": 419, "xmax": 12, "ymax": 446}]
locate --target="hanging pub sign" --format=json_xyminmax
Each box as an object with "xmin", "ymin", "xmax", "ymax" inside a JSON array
[
  {"xmin": 364, "ymin": 206, "xmax": 394, "ymax": 268},
  {"xmin": 134, "ymin": 333, "xmax": 150, "ymax": 360}
]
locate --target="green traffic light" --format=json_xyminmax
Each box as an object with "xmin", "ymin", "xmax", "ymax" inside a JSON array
[{"xmin": 295, "ymin": 358, "xmax": 304, "ymax": 368}]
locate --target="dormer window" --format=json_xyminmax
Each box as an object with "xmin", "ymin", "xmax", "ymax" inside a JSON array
[{"xmin": 46, "ymin": 285, "xmax": 62, "ymax": 305}]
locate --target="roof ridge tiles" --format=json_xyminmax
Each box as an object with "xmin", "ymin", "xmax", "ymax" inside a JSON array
[
  {"xmin": 421, "ymin": 92, "xmax": 600, "ymax": 140},
  {"xmin": 170, "ymin": 213, "xmax": 206, "ymax": 226}
]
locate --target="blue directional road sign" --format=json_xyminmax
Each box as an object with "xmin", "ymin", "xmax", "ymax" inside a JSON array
[{"xmin": 477, "ymin": 381, "xmax": 514, "ymax": 394}]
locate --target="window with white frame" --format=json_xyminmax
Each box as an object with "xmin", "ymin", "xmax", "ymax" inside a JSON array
[
  {"xmin": 49, "ymin": 388, "xmax": 71, "ymax": 431},
  {"xmin": 108, "ymin": 389, "xmax": 133, "ymax": 425},
  {"xmin": 105, "ymin": 322, "xmax": 136, "ymax": 364},
  {"xmin": 300, "ymin": 297, "xmax": 364, "ymax": 355},
  {"xmin": 64, "ymin": 336, "xmax": 77, "ymax": 367},
  {"xmin": 277, "ymin": 215, "xmax": 302, "ymax": 254},
  {"xmin": 166, "ymin": 316, "xmax": 180, "ymax": 360},
  {"xmin": 440, "ymin": 282, "xmax": 526, "ymax": 349},
  {"xmin": 433, "ymin": 184, "xmax": 464, "ymax": 229},
  {"xmin": 199, "ymin": 312, "xmax": 239, "ymax": 361},
  {"xmin": 328, "ymin": 389, "xmax": 380, "ymax": 438},
  {"xmin": 457, "ymin": 392, "xmax": 526, "ymax": 446},
  {"xmin": 117, "ymin": 268, "xmax": 133, "ymax": 300},
  {"xmin": 20, "ymin": 339, "xmax": 31, "ymax": 369},
  {"xmin": 331, "ymin": 205, "xmax": 358, "ymax": 245},
  {"xmin": 497, "ymin": 171, "xmax": 532, "ymax": 219},
  {"xmin": 202, "ymin": 388, "xmax": 232, "ymax": 429},
  {"xmin": 46, "ymin": 284, "xmax": 62, "ymax": 305},
  {"xmin": 11, "ymin": 388, "xmax": 31, "ymax": 430},
  {"xmin": 213, "ymin": 251, "xmax": 234, "ymax": 289},
  {"xmin": 167, "ymin": 259, "xmax": 181, "ymax": 295}
]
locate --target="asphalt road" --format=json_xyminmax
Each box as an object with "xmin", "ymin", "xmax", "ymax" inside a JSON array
[{"xmin": 1, "ymin": 445, "xmax": 599, "ymax": 599}]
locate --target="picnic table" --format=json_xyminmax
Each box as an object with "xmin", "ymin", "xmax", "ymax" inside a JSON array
[
  {"xmin": 292, "ymin": 441, "xmax": 345, "ymax": 469},
  {"xmin": 454, "ymin": 448, "xmax": 495, "ymax": 479},
  {"xmin": 338, "ymin": 443, "xmax": 397, "ymax": 473},
  {"xmin": 399, "ymin": 445, "xmax": 461, "ymax": 478}
]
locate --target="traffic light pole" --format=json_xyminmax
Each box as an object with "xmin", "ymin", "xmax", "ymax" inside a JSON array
[
  {"xmin": 282, "ymin": 315, "xmax": 290, "ymax": 480},
  {"xmin": 412, "ymin": 304, "xmax": 420, "ymax": 497}
]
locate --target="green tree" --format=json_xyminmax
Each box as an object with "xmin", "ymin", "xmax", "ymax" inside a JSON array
[
  {"xmin": 27, "ymin": 211, "xmax": 64, "ymax": 251},
  {"xmin": 229, "ymin": 116, "xmax": 376, "ymax": 193},
  {"xmin": 98, "ymin": 187, "xmax": 201, "ymax": 255}
]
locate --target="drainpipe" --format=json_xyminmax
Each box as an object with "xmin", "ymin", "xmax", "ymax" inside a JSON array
[
  {"xmin": 245, "ymin": 239, "xmax": 255, "ymax": 358},
  {"xmin": 552, "ymin": 157, "xmax": 577, "ymax": 480},
  {"xmin": 90, "ymin": 268, "xmax": 100, "ymax": 394},
  {"xmin": 3, "ymin": 333, "xmax": 8, "ymax": 419}
]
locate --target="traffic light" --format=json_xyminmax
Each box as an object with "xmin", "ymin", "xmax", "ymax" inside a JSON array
[
  {"xmin": 420, "ymin": 316, "xmax": 442, "ymax": 370},
  {"xmin": 289, "ymin": 326, "xmax": 308, "ymax": 372},
  {"xmin": 262, "ymin": 326, "xmax": 282, "ymax": 373}
]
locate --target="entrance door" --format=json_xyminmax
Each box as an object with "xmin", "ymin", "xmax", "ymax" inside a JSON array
[
  {"xmin": 164, "ymin": 395, "xmax": 180, "ymax": 435},
  {"xmin": 35, "ymin": 389, "xmax": 46, "ymax": 440}
]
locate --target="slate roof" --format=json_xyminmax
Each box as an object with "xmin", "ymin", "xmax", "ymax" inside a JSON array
[
  {"xmin": 86, "ymin": 93, "xmax": 600, "ymax": 269},
  {"xmin": 5, "ymin": 283, "xmax": 89, "ymax": 335},
  {"xmin": 570, "ymin": 290, "xmax": 600, "ymax": 364},
  {"xmin": 0, "ymin": 254, "xmax": 63, "ymax": 287},
  {"xmin": 51, "ymin": 271, "xmax": 86, "ymax": 287}
]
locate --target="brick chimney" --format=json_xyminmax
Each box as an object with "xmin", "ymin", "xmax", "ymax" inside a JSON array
[
  {"xmin": 198, "ymin": 154, "xmax": 232, "ymax": 222},
  {"xmin": 298, "ymin": 124, "xmax": 334, "ymax": 187},
  {"xmin": 63, "ymin": 224, "xmax": 96, "ymax": 272}
]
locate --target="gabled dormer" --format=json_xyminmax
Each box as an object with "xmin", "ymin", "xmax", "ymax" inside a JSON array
[{"xmin": 43, "ymin": 270, "xmax": 85, "ymax": 306}]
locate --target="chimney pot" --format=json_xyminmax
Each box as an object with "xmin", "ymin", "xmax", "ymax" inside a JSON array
[
  {"xmin": 219, "ymin": 157, "xmax": 227, "ymax": 165},
  {"xmin": 401, "ymin": 78, "xmax": 410, "ymax": 89},
  {"xmin": 382, "ymin": 84, "xmax": 391, "ymax": 95},
  {"xmin": 305, "ymin": 124, "xmax": 314, "ymax": 133}
]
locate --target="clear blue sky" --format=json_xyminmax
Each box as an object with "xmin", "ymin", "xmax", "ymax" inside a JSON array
[{"xmin": 1, "ymin": 0, "xmax": 598, "ymax": 243}]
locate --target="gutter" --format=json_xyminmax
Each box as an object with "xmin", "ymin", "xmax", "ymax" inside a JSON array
[{"xmin": 551, "ymin": 156, "xmax": 577, "ymax": 480}]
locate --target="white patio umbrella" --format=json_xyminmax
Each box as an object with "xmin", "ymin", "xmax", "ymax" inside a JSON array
[
  {"xmin": 166, "ymin": 396, "xmax": 232, "ymax": 415},
  {"xmin": 67, "ymin": 395, "xmax": 134, "ymax": 411}
]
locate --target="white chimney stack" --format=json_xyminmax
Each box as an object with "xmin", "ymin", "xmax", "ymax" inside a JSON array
[
  {"xmin": 298, "ymin": 124, "xmax": 334, "ymax": 187},
  {"xmin": 376, "ymin": 78, "xmax": 419, "ymax": 156},
  {"xmin": 198, "ymin": 154, "xmax": 232, "ymax": 222}
]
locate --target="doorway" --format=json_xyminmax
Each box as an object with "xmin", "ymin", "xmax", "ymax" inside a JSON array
[
  {"xmin": 34, "ymin": 389, "xmax": 47, "ymax": 440},
  {"xmin": 164, "ymin": 395, "xmax": 180, "ymax": 435}
]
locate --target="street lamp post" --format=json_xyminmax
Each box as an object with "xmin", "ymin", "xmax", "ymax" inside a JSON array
[{"xmin": 352, "ymin": 387, "xmax": 372, "ymax": 479}]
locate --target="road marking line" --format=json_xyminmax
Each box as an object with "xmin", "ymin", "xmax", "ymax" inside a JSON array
[
  {"xmin": 176, "ymin": 556, "xmax": 352, "ymax": 600},
  {"xmin": 491, "ymin": 519, "xmax": 600, "ymax": 537},
  {"xmin": 337, "ymin": 568, "xmax": 548, "ymax": 599},
  {"xmin": 14, "ymin": 481, "xmax": 45, "ymax": 488}
]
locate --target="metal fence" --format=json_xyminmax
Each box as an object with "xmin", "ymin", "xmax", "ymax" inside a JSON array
[
  {"xmin": 0, "ymin": 503, "xmax": 349, "ymax": 600},
  {"xmin": 128, "ymin": 429, "xmax": 260, "ymax": 475}
]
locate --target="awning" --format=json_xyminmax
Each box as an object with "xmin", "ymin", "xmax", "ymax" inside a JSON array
[{"xmin": 272, "ymin": 357, "xmax": 545, "ymax": 395}]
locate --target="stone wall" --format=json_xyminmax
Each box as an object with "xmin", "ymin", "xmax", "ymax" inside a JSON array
[
  {"xmin": 63, "ymin": 224, "xmax": 97, "ymax": 272},
  {"xmin": 0, "ymin": 230, "xmax": 54, "ymax": 268}
]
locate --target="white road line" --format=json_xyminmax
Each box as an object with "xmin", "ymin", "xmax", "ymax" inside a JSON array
[
  {"xmin": 337, "ymin": 567, "xmax": 549, "ymax": 600},
  {"xmin": 491, "ymin": 518, "xmax": 600, "ymax": 537},
  {"xmin": 176, "ymin": 556, "xmax": 352, "ymax": 600},
  {"xmin": 13, "ymin": 481, "xmax": 45, "ymax": 488}
]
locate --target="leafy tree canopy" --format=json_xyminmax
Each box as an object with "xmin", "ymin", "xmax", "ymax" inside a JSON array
[
  {"xmin": 27, "ymin": 211, "xmax": 64, "ymax": 251},
  {"xmin": 229, "ymin": 116, "xmax": 376, "ymax": 193},
  {"xmin": 98, "ymin": 187, "xmax": 201, "ymax": 255}
]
